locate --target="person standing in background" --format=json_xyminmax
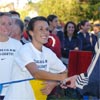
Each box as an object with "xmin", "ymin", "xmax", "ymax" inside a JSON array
[
  {"xmin": 78, "ymin": 20, "xmax": 97, "ymax": 55},
  {"xmin": 47, "ymin": 14, "xmax": 64, "ymax": 47},
  {"xmin": 44, "ymin": 14, "xmax": 63, "ymax": 59},
  {"xmin": 92, "ymin": 24, "xmax": 100, "ymax": 37},
  {"xmin": 10, "ymin": 19, "xmax": 24, "ymax": 43},
  {"xmin": 61, "ymin": 21, "xmax": 82, "ymax": 65},
  {"xmin": 22, "ymin": 16, "xmax": 31, "ymax": 44},
  {"xmin": 92, "ymin": 24, "xmax": 100, "ymax": 53}
]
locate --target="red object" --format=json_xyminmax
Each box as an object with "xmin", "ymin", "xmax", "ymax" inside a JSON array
[
  {"xmin": 23, "ymin": 31, "xmax": 29, "ymax": 40},
  {"xmin": 44, "ymin": 33, "xmax": 62, "ymax": 58},
  {"xmin": 68, "ymin": 50, "xmax": 93, "ymax": 77}
]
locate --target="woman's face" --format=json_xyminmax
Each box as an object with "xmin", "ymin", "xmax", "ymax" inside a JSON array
[
  {"xmin": 0, "ymin": 15, "xmax": 12, "ymax": 37},
  {"xmin": 30, "ymin": 20, "xmax": 50, "ymax": 45},
  {"xmin": 66, "ymin": 23, "xmax": 75, "ymax": 35},
  {"xmin": 93, "ymin": 26, "xmax": 100, "ymax": 35}
]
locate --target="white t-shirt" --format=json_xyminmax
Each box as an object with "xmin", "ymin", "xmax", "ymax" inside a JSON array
[
  {"xmin": 4, "ymin": 42, "xmax": 66, "ymax": 100},
  {"xmin": 0, "ymin": 38, "xmax": 22, "ymax": 96}
]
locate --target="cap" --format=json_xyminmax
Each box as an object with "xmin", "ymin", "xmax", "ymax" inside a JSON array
[{"xmin": 24, "ymin": 16, "xmax": 31, "ymax": 22}]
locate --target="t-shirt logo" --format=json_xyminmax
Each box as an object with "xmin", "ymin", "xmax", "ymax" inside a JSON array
[
  {"xmin": 1, "ymin": 58, "xmax": 6, "ymax": 60},
  {"xmin": 33, "ymin": 59, "xmax": 47, "ymax": 70}
]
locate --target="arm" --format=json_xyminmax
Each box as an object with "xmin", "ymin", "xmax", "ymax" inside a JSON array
[
  {"xmin": 40, "ymin": 81, "xmax": 59, "ymax": 95},
  {"xmin": 26, "ymin": 62, "xmax": 67, "ymax": 81},
  {"xmin": 61, "ymin": 73, "xmax": 88, "ymax": 89},
  {"xmin": 60, "ymin": 75, "xmax": 77, "ymax": 89},
  {"xmin": 61, "ymin": 73, "xmax": 100, "ymax": 98}
]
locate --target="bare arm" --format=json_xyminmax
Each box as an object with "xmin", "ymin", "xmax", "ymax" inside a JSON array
[
  {"xmin": 26, "ymin": 62, "xmax": 67, "ymax": 81},
  {"xmin": 41, "ymin": 81, "xmax": 58, "ymax": 95}
]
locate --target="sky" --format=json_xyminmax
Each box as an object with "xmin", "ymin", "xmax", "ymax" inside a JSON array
[
  {"xmin": 0, "ymin": 0, "xmax": 40, "ymax": 8},
  {"xmin": 0, "ymin": 0, "xmax": 40, "ymax": 3},
  {"xmin": 0, "ymin": 0, "xmax": 40, "ymax": 17}
]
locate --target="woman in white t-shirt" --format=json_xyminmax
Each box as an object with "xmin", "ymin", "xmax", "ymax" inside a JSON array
[
  {"xmin": 0, "ymin": 12, "xmax": 22, "ymax": 100},
  {"xmin": 4, "ymin": 16, "xmax": 67, "ymax": 100}
]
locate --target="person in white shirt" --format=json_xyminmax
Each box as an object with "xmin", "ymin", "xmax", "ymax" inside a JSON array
[
  {"xmin": 0, "ymin": 12, "xmax": 22, "ymax": 100},
  {"xmin": 4, "ymin": 16, "xmax": 67, "ymax": 100}
]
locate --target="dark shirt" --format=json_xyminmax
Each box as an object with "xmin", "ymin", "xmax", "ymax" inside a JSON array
[
  {"xmin": 62, "ymin": 36, "xmax": 82, "ymax": 58},
  {"xmin": 78, "ymin": 32, "xmax": 97, "ymax": 55},
  {"xmin": 56, "ymin": 30, "xmax": 64, "ymax": 47}
]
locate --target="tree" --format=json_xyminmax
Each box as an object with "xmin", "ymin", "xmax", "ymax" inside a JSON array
[
  {"xmin": 18, "ymin": 0, "xmax": 100, "ymax": 24},
  {"xmin": 88, "ymin": 0, "xmax": 100, "ymax": 5},
  {"xmin": 37, "ymin": 0, "xmax": 83, "ymax": 23},
  {"xmin": 18, "ymin": 1, "xmax": 38, "ymax": 20},
  {"xmin": 36, "ymin": 0, "xmax": 100, "ymax": 23}
]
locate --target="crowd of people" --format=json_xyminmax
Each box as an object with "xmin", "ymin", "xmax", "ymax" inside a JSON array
[{"xmin": 0, "ymin": 10, "xmax": 100, "ymax": 100}]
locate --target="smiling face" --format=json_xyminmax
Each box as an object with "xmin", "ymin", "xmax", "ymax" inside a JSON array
[
  {"xmin": 0, "ymin": 15, "xmax": 12, "ymax": 37},
  {"xmin": 93, "ymin": 26, "xmax": 100, "ymax": 36},
  {"xmin": 67, "ymin": 23, "xmax": 75, "ymax": 36},
  {"xmin": 29, "ymin": 20, "xmax": 50, "ymax": 49}
]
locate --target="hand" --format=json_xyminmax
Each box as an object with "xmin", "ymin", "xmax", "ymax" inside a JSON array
[
  {"xmin": 61, "ymin": 73, "xmax": 89, "ymax": 89},
  {"xmin": 74, "ymin": 47, "xmax": 79, "ymax": 50},
  {"xmin": 40, "ymin": 81, "xmax": 58, "ymax": 95},
  {"xmin": 60, "ymin": 75, "xmax": 77, "ymax": 89}
]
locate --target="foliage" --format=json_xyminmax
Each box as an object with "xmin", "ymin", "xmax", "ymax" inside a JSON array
[
  {"xmin": 18, "ymin": 10, "xmax": 29, "ymax": 21},
  {"xmin": 18, "ymin": 2, "xmax": 37, "ymax": 20},
  {"xmin": 20, "ymin": 0, "xmax": 100, "ymax": 24},
  {"xmin": 37, "ymin": 0, "xmax": 82, "ymax": 23},
  {"xmin": 88, "ymin": 0, "xmax": 100, "ymax": 5},
  {"xmin": 38, "ymin": 0, "xmax": 100, "ymax": 22},
  {"xmin": 86, "ymin": 2, "xmax": 100, "ymax": 21}
]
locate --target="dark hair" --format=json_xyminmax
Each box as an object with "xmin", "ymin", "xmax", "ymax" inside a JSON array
[
  {"xmin": 0, "ymin": 12, "xmax": 12, "ymax": 17},
  {"xmin": 9, "ymin": 10, "xmax": 20, "ymax": 17},
  {"xmin": 15, "ymin": 19, "xmax": 24, "ymax": 33},
  {"xmin": 47, "ymin": 14, "xmax": 57, "ymax": 24},
  {"xmin": 76, "ymin": 22, "xmax": 81, "ymax": 32},
  {"xmin": 27, "ymin": 16, "xmax": 48, "ymax": 39},
  {"xmin": 80, "ymin": 20, "xmax": 88, "ymax": 26},
  {"xmin": 64, "ymin": 21, "xmax": 77, "ymax": 37}
]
